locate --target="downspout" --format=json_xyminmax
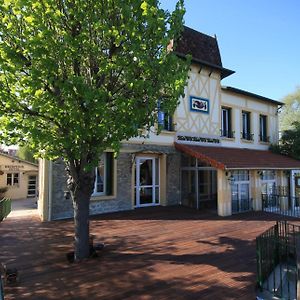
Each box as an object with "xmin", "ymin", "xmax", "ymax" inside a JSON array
[{"xmin": 48, "ymin": 161, "xmax": 53, "ymax": 221}]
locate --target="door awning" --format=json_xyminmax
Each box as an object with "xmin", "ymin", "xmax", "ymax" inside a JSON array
[{"xmin": 175, "ymin": 143, "xmax": 300, "ymax": 170}]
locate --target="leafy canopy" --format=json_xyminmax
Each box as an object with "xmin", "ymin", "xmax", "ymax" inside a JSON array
[
  {"xmin": 280, "ymin": 86, "xmax": 300, "ymax": 131},
  {"xmin": 270, "ymin": 121, "xmax": 300, "ymax": 160},
  {"xmin": 0, "ymin": 0, "xmax": 189, "ymax": 167}
]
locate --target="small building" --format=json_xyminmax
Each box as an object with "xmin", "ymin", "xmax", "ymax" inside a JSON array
[
  {"xmin": 0, "ymin": 152, "xmax": 38, "ymax": 200},
  {"xmin": 38, "ymin": 26, "xmax": 300, "ymax": 221}
]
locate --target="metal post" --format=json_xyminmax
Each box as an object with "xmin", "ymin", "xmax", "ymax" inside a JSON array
[{"xmin": 296, "ymin": 235, "xmax": 300, "ymax": 300}]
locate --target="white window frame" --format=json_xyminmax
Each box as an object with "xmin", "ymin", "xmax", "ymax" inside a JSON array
[
  {"xmin": 221, "ymin": 107, "xmax": 230, "ymax": 137},
  {"xmin": 242, "ymin": 111, "xmax": 250, "ymax": 138},
  {"xmin": 7, "ymin": 173, "xmax": 19, "ymax": 186},
  {"xmin": 259, "ymin": 115, "xmax": 268, "ymax": 141},
  {"xmin": 92, "ymin": 154, "xmax": 107, "ymax": 196},
  {"xmin": 261, "ymin": 170, "xmax": 276, "ymax": 195}
]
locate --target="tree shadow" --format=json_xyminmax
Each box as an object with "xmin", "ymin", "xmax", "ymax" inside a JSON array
[{"xmin": 0, "ymin": 205, "xmax": 289, "ymax": 299}]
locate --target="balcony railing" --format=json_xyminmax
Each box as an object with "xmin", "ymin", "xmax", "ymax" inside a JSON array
[
  {"xmin": 259, "ymin": 134, "xmax": 270, "ymax": 143},
  {"xmin": 241, "ymin": 132, "xmax": 254, "ymax": 141},
  {"xmin": 220, "ymin": 129, "xmax": 235, "ymax": 139}
]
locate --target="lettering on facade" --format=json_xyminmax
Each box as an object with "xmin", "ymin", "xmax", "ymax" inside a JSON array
[
  {"xmin": 190, "ymin": 96, "xmax": 209, "ymax": 114},
  {"xmin": 4, "ymin": 165, "xmax": 24, "ymax": 171},
  {"xmin": 177, "ymin": 135, "xmax": 220, "ymax": 144}
]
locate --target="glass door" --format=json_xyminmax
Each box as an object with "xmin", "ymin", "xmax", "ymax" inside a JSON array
[
  {"xmin": 232, "ymin": 182, "xmax": 250, "ymax": 213},
  {"xmin": 27, "ymin": 175, "xmax": 37, "ymax": 197},
  {"xmin": 135, "ymin": 157, "xmax": 159, "ymax": 207}
]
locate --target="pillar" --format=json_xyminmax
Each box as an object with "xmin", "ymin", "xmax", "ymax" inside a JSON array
[{"xmin": 217, "ymin": 169, "xmax": 232, "ymax": 216}]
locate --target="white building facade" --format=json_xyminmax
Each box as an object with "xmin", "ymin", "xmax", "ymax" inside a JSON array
[{"xmin": 38, "ymin": 26, "xmax": 300, "ymax": 221}]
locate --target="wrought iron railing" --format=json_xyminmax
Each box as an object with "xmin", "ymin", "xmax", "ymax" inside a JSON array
[
  {"xmin": 0, "ymin": 198, "xmax": 11, "ymax": 222},
  {"xmin": 262, "ymin": 194, "xmax": 300, "ymax": 218},
  {"xmin": 256, "ymin": 221, "xmax": 300, "ymax": 299},
  {"xmin": 232, "ymin": 198, "xmax": 253, "ymax": 214},
  {"xmin": 241, "ymin": 131, "xmax": 254, "ymax": 141},
  {"xmin": 259, "ymin": 134, "xmax": 270, "ymax": 143},
  {"xmin": 220, "ymin": 129, "xmax": 235, "ymax": 139}
]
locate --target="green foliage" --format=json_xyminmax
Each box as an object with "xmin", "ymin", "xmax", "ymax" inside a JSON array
[
  {"xmin": 0, "ymin": 0, "xmax": 189, "ymax": 168},
  {"xmin": 17, "ymin": 145, "xmax": 36, "ymax": 163},
  {"xmin": 270, "ymin": 121, "xmax": 300, "ymax": 160},
  {"xmin": 280, "ymin": 86, "xmax": 300, "ymax": 131}
]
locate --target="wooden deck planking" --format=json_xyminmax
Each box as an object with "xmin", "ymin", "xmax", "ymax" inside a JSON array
[{"xmin": 1, "ymin": 206, "xmax": 300, "ymax": 299}]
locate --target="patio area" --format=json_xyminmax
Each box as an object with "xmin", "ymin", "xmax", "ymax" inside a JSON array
[{"xmin": 1, "ymin": 206, "xmax": 299, "ymax": 300}]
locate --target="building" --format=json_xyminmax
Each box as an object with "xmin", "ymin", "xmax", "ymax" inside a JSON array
[
  {"xmin": 0, "ymin": 152, "xmax": 38, "ymax": 200},
  {"xmin": 38, "ymin": 26, "xmax": 300, "ymax": 221}
]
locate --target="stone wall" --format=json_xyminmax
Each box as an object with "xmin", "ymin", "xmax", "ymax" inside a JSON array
[
  {"xmin": 166, "ymin": 151, "xmax": 181, "ymax": 205},
  {"xmin": 49, "ymin": 144, "xmax": 181, "ymax": 220}
]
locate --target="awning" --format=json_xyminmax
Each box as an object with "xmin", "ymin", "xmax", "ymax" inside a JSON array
[{"xmin": 175, "ymin": 143, "xmax": 300, "ymax": 170}]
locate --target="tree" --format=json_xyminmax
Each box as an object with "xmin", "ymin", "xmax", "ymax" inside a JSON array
[
  {"xmin": 0, "ymin": 0, "xmax": 189, "ymax": 260},
  {"xmin": 270, "ymin": 121, "xmax": 300, "ymax": 160},
  {"xmin": 280, "ymin": 86, "xmax": 300, "ymax": 131},
  {"xmin": 17, "ymin": 145, "xmax": 36, "ymax": 163}
]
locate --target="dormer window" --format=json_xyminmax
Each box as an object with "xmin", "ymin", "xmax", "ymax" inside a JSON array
[{"xmin": 221, "ymin": 107, "xmax": 234, "ymax": 138}]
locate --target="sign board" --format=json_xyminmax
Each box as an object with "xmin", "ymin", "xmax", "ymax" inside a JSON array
[
  {"xmin": 190, "ymin": 96, "xmax": 209, "ymax": 114},
  {"xmin": 176, "ymin": 132, "xmax": 220, "ymax": 146}
]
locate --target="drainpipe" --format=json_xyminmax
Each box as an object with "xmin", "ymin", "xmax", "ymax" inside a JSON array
[{"xmin": 48, "ymin": 161, "xmax": 53, "ymax": 221}]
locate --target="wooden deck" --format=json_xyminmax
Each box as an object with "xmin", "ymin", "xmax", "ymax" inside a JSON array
[{"xmin": 1, "ymin": 206, "xmax": 299, "ymax": 299}]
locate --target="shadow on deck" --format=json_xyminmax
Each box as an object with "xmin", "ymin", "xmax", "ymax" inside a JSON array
[{"xmin": 1, "ymin": 205, "xmax": 299, "ymax": 300}]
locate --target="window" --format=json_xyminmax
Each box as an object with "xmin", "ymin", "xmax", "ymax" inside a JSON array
[
  {"xmin": 221, "ymin": 107, "xmax": 234, "ymax": 138},
  {"xmin": 231, "ymin": 170, "xmax": 251, "ymax": 213},
  {"xmin": 158, "ymin": 110, "xmax": 173, "ymax": 131},
  {"xmin": 7, "ymin": 173, "xmax": 19, "ymax": 186},
  {"xmin": 261, "ymin": 170, "xmax": 276, "ymax": 195},
  {"xmin": 242, "ymin": 111, "xmax": 252, "ymax": 140},
  {"xmin": 259, "ymin": 115, "xmax": 268, "ymax": 142},
  {"xmin": 93, "ymin": 153, "xmax": 114, "ymax": 196}
]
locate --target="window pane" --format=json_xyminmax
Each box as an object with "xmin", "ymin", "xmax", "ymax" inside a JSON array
[
  {"xmin": 95, "ymin": 155, "xmax": 105, "ymax": 193},
  {"xmin": 7, "ymin": 173, "xmax": 12, "ymax": 185},
  {"xmin": 13, "ymin": 173, "xmax": 19, "ymax": 185},
  {"xmin": 181, "ymin": 153, "xmax": 196, "ymax": 167},
  {"xmin": 140, "ymin": 159, "xmax": 153, "ymax": 185}
]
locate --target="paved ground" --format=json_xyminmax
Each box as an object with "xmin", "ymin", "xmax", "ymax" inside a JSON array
[
  {"xmin": 1, "ymin": 206, "xmax": 299, "ymax": 299},
  {"xmin": 9, "ymin": 197, "xmax": 37, "ymax": 218}
]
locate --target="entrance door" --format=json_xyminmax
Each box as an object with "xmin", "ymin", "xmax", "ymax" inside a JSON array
[
  {"xmin": 135, "ymin": 157, "xmax": 159, "ymax": 207},
  {"xmin": 27, "ymin": 175, "xmax": 37, "ymax": 197}
]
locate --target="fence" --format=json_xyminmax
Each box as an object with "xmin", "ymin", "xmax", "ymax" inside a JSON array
[
  {"xmin": 256, "ymin": 221, "xmax": 300, "ymax": 299},
  {"xmin": 0, "ymin": 198, "xmax": 11, "ymax": 222},
  {"xmin": 262, "ymin": 194, "xmax": 300, "ymax": 218}
]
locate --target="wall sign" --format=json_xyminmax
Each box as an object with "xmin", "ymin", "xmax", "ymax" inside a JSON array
[
  {"xmin": 190, "ymin": 96, "xmax": 209, "ymax": 114},
  {"xmin": 4, "ymin": 165, "xmax": 24, "ymax": 171},
  {"xmin": 176, "ymin": 133, "xmax": 220, "ymax": 146}
]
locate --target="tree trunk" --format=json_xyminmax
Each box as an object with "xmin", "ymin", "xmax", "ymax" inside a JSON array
[
  {"xmin": 67, "ymin": 165, "xmax": 95, "ymax": 261},
  {"xmin": 73, "ymin": 186, "xmax": 91, "ymax": 260}
]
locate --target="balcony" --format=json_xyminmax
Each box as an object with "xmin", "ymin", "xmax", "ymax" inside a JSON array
[
  {"xmin": 241, "ymin": 132, "xmax": 254, "ymax": 141},
  {"xmin": 259, "ymin": 134, "xmax": 270, "ymax": 143},
  {"xmin": 220, "ymin": 129, "xmax": 235, "ymax": 139}
]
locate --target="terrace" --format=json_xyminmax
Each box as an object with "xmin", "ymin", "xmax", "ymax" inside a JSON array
[{"xmin": 1, "ymin": 206, "xmax": 299, "ymax": 299}]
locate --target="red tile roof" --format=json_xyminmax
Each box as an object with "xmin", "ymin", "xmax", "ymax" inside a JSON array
[{"xmin": 175, "ymin": 143, "xmax": 300, "ymax": 170}]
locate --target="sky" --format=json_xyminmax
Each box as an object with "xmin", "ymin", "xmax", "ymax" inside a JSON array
[{"xmin": 159, "ymin": 0, "xmax": 300, "ymax": 101}]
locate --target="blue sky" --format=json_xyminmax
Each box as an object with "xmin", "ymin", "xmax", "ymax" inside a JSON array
[{"xmin": 160, "ymin": 0, "xmax": 300, "ymax": 101}]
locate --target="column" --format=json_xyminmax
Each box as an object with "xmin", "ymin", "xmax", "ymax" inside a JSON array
[{"xmin": 217, "ymin": 169, "xmax": 232, "ymax": 216}]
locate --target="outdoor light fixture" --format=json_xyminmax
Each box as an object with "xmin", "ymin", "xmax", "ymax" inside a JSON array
[{"xmin": 225, "ymin": 171, "xmax": 235, "ymax": 185}]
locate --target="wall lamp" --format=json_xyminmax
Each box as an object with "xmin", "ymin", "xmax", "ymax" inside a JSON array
[{"xmin": 225, "ymin": 171, "xmax": 235, "ymax": 185}]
